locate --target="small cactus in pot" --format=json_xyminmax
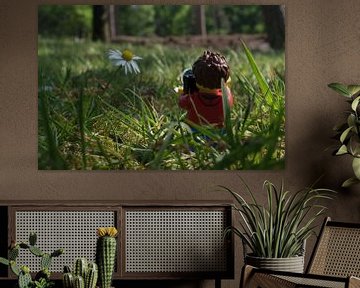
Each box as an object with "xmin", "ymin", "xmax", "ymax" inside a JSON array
[
  {"xmin": 62, "ymin": 259, "xmax": 98, "ymax": 288},
  {"xmin": 96, "ymin": 227, "xmax": 118, "ymax": 288}
]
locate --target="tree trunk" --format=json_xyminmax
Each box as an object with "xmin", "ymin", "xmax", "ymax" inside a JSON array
[
  {"xmin": 108, "ymin": 5, "xmax": 116, "ymax": 40},
  {"xmin": 92, "ymin": 5, "xmax": 110, "ymax": 42},
  {"xmin": 192, "ymin": 5, "xmax": 207, "ymax": 37},
  {"xmin": 262, "ymin": 5, "xmax": 285, "ymax": 50}
]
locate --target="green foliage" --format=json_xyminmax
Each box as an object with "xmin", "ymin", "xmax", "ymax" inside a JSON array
[
  {"xmin": 0, "ymin": 233, "xmax": 63, "ymax": 288},
  {"xmin": 154, "ymin": 5, "xmax": 192, "ymax": 36},
  {"xmin": 329, "ymin": 83, "xmax": 360, "ymax": 187},
  {"xmin": 19, "ymin": 271, "xmax": 32, "ymax": 288},
  {"xmin": 117, "ymin": 5, "xmax": 265, "ymax": 36},
  {"xmin": 222, "ymin": 179, "xmax": 335, "ymax": 258},
  {"xmin": 38, "ymin": 38, "xmax": 285, "ymax": 170},
  {"xmin": 33, "ymin": 278, "xmax": 54, "ymax": 288},
  {"xmin": 116, "ymin": 5, "xmax": 156, "ymax": 36},
  {"xmin": 38, "ymin": 5, "xmax": 92, "ymax": 38},
  {"xmin": 38, "ymin": 5, "xmax": 266, "ymax": 38},
  {"xmin": 208, "ymin": 5, "xmax": 264, "ymax": 34}
]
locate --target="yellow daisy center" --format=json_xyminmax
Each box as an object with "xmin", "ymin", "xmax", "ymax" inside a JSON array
[{"xmin": 122, "ymin": 49, "xmax": 134, "ymax": 62}]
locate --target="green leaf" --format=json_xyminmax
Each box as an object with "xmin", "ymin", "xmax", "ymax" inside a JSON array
[
  {"xmin": 0, "ymin": 257, "xmax": 9, "ymax": 266},
  {"xmin": 340, "ymin": 126, "xmax": 352, "ymax": 143},
  {"xmin": 336, "ymin": 144, "xmax": 348, "ymax": 155},
  {"xmin": 242, "ymin": 41, "xmax": 273, "ymax": 105},
  {"xmin": 351, "ymin": 96, "xmax": 360, "ymax": 111},
  {"xmin": 347, "ymin": 114, "xmax": 356, "ymax": 127},
  {"xmin": 348, "ymin": 85, "xmax": 360, "ymax": 97},
  {"xmin": 352, "ymin": 157, "xmax": 360, "ymax": 179},
  {"xmin": 328, "ymin": 83, "xmax": 352, "ymax": 97},
  {"xmin": 10, "ymin": 261, "xmax": 20, "ymax": 276},
  {"xmin": 221, "ymin": 79, "xmax": 234, "ymax": 146},
  {"xmin": 348, "ymin": 135, "xmax": 360, "ymax": 156},
  {"xmin": 342, "ymin": 177, "xmax": 360, "ymax": 188}
]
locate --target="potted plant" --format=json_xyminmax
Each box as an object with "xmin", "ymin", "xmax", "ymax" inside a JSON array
[
  {"xmin": 222, "ymin": 179, "xmax": 334, "ymax": 273},
  {"xmin": 328, "ymin": 83, "xmax": 360, "ymax": 187}
]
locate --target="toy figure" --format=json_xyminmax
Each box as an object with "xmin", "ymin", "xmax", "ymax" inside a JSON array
[{"xmin": 179, "ymin": 50, "xmax": 233, "ymax": 128}]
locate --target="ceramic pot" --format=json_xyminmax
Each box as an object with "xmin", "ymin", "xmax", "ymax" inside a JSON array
[{"xmin": 245, "ymin": 254, "xmax": 305, "ymax": 273}]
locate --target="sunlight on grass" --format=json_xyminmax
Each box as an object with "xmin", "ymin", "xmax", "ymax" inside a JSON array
[{"xmin": 38, "ymin": 38, "xmax": 285, "ymax": 170}]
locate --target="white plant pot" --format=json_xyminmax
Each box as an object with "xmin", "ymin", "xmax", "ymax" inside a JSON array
[{"xmin": 245, "ymin": 254, "xmax": 305, "ymax": 273}]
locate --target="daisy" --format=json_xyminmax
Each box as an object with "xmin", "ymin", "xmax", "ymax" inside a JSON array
[{"xmin": 107, "ymin": 49, "xmax": 142, "ymax": 75}]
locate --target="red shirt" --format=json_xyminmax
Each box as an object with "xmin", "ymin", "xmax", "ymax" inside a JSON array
[{"xmin": 178, "ymin": 87, "xmax": 233, "ymax": 127}]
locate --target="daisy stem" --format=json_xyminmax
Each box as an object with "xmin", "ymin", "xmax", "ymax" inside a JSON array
[{"xmin": 100, "ymin": 66, "xmax": 121, "ymax": 96}]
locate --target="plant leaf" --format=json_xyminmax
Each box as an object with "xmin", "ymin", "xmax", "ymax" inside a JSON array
[
  {"xmin": 336, "ymin": 145, "xmax": 348, "ymax": 155},
  {"xmin": 342, "ymin": 177, "xmax": 360, "ymax": 188},
  {"xmin": 340, "ymin": 126, "xmax": 352, "ymax": 143},
  {"xmin": 348, "ymin": 85, "xmax": 360, "ymax": 97},
  {"xmin": 0, "ymin": 257, "xmax": 9, "ymax": 266},
  {"xmin": 328, "ymin": 83, "xmax": 352, "ymax": 97},
  {"xmin": 242, "ymin": 41, "xmax": 274, "ymax": 105},
  {"xmin": 352, "ymin": 157, "xmax": 360, "ymax": 179},
  {"xmin": 347, "ymin": 114, "xmax": 356, "ymax": 127},
  {"xmin": 351, "ymin": 96, "xmax": 360, "ymax": 111}
]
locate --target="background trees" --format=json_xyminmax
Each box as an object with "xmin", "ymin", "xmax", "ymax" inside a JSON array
[{"xmin": 38, "ymin": 5, "xmax": 284, "ymax": 50}]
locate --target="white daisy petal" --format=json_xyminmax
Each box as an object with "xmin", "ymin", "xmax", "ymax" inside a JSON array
[
  {"xmin": 107, "ymin": 49, "xmax": 123, "ymax": 60},
  {"xmin": 127, "ymin": 62, "xmax": 133, "ymax": 73},
  {"xmin": 132, "ymin": 56, "xmax": 142, "ymax": 60},
  {"xmin": 129, "ymin": 61, "xmax": 135, "ymax": 72},
  {"xmin": 131, "ymin": 61, "xmax": 140, "ymax": 73},
  {"xmin": 115, "ymin": 59, "xmax": 126, "ymax": 66}
]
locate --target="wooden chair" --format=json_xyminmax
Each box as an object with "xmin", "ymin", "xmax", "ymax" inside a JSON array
[{"xmin": 241, "ymin": 217, "xmax": 360, "ymax": 288}]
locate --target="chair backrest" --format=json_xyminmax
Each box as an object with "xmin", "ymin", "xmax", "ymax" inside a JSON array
[{"xmin": 307, "ymin": 217, "xmax": 360, "ymax": 277}]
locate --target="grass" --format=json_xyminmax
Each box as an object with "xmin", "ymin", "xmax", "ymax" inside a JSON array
[{"xmin": 38, "ymin": 37, "xmax": 285, "ymax": 170}]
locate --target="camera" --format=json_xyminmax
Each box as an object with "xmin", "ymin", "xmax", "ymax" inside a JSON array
[{"xmin": 182, "ymin": 68, "xmax": 198, "ymax": 94}]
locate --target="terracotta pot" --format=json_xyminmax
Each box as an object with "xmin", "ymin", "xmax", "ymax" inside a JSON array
[{"xmin": 245, "ymin": 254, "xmax": 305, "ymax": 273}]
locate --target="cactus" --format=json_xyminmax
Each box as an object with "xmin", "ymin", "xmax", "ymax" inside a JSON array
[
  {"xmin": 74, "ymin": 258, "xmax": 87, "ymax": 279},
  {"xmin": 19, "ymin": 243, "xmax": 30, "ymax": 249},
  {"xmin": 0, "ymin": 257, "xmax": 9, "ymax": 266},
  {"xmin": 10, "ymin": 260, "xmax": 20, "ymax": 276},
  {"xmin": 63, "ymin": 259, "xmax": 98, "ymax": 288},
  {"xmin": 0, "ymin": 232, "xmax": 63, "ymax": 288},
  {"xmin": 85, "ymin": 262, "xmax": 98, "ymax": 288},
  {"xmin": 74, "ymin": 275, "xmax": 85, "ymax": 288},
  {"xmin": 63, "ymin": 272, "xmax": 74, "ymax": 288},
  {"xmin": 96, "ymin": 227, "xmax": 118, "ymax": 288},
  {"xmin": 51, "ymin": 248, "xmax": 64, "ymax": 257},
  {"xmin": 18, "ymin": 270, "xmax": 32, "ymax": 288},
  {"xmin": 41, "ymin": 253, "xmax": 52, "ymax": 270},
  {"xmin": 29, "ymin": 245, "xmax": 44, "ymax": 257},
  {"xmin": 29, "ymin": 232, "xmax": 37, "ymax": 246},
  {"xmin": 64, "ymin": 265, "xmax": 72, "ymax": 273},
  {"xmin": 9, "ymin": 246, "xmax": 19, "ymax": 260}
]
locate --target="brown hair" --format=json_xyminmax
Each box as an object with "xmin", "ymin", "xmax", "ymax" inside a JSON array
[{"xmin": 192, "ymin": 50, "xmax": 230, "ymax": 90}]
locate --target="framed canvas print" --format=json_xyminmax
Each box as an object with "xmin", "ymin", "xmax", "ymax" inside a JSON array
[{"xmin": 38, "ymin": 5, "xmax": 285, "ymax": 170}]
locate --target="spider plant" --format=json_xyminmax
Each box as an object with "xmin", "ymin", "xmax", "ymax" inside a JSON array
[{"xmin": 222, "ymin": 179, "xmax": 335, "ymax": 258}]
